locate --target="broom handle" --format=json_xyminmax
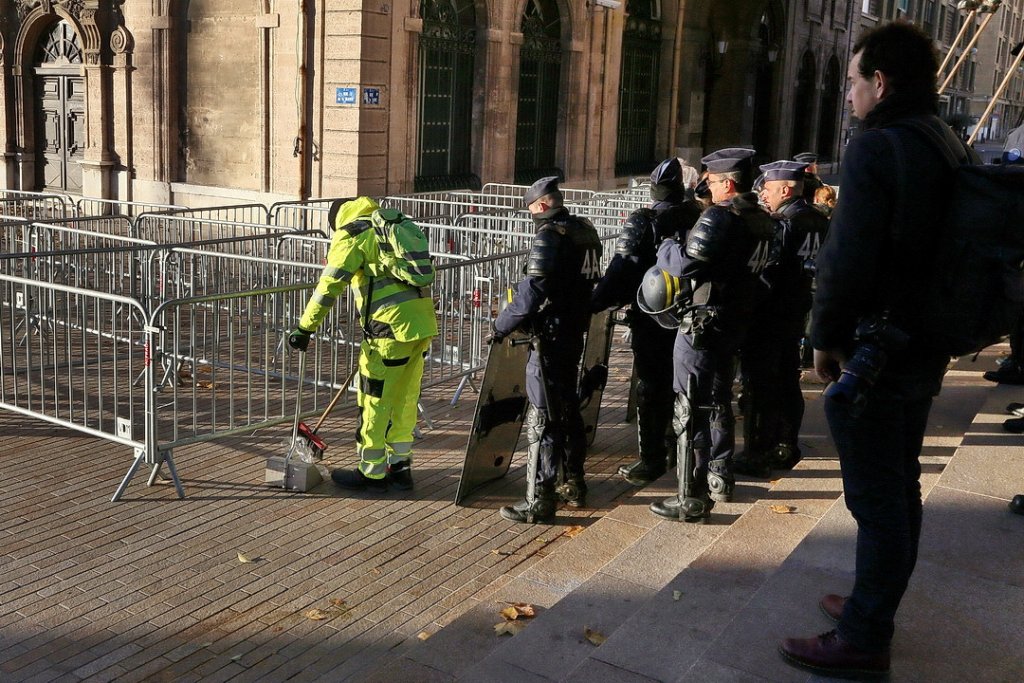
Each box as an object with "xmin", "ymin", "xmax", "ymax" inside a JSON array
[{"xmin": 312, "ymin": 367, "xmax": 358, "ymax": 433}]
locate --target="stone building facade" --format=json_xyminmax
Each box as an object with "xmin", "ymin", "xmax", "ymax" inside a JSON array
[{"xmin": 0, "ymin": 1, "xmax": 854, "ymax": 205}]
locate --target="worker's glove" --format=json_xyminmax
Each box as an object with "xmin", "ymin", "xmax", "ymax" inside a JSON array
[{"xmin": 288, "ymin": 327, "xmax": 313, "ymax": 352}]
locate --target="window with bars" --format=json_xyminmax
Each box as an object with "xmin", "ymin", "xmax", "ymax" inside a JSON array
[
  {"xmin": 415, "ymin": 0, "xmax": 478, "ymax": 192},
  {"xmin": 515, "ymin": 0, "xmax": 563, "ymax": 184},
  {"xmin": 615, "ymin": 1, "xmax": 662, "ymax": 177}
]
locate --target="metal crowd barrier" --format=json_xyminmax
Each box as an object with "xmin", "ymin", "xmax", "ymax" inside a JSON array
[
  {"xmin": 268, "ymin": 198, "xmax": 347, "ymax": 233},
  {"xmin": 149, "ymin": 203, "xmax": 270, "ymax": 225},
  {"xmin": 0, "ymin": 189, "xmax": 628, "ymax": 502},
  {"xmin": 0, "ymin": 190, "xmax": 75, "ymax": 220},
  {"xmin": 76, "ymin": 198, "xmax": 186, "ymax": 217}
]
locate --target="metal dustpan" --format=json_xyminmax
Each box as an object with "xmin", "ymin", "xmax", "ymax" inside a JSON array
[{"xmin": 266, "ymin": 352, "xmax": 323, "ymax": 491}]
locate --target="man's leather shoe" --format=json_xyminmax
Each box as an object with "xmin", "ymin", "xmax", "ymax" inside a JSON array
[
  {"xmin": 1005, "ymin": 401, "xmax": 1024, "ymax": 417},
  {"xmin": 617, "ymin": 460, "xmax": 666, "ymax": 486},
  {"xmin": 1003, "ymin": 417, "xmax": 1024, "ymax": 434},
  {"xmin": 1010, "ymin": 494, "xmax": 1024, "ymax": 515},
  {"xmin": 649, "ymin": 494, "xmax": 712, "ymax": 523},
  {"xmin": 331, "ymin": 468, "xmax": 387, "ymax": 492},
  {"xmin": 779, "ymin": 630, "xmax": 889, "ymax": 679},
  {"xmin": 819, "ymin": 594, "xmax": 847, "ymax": 622}
]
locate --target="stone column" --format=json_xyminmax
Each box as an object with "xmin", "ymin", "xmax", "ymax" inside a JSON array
[
  {"xmin": 79, "ymin": 5, "xmax": 117, "ymax": 199},
  {"xmin": 0, "ymin": 33, "xmax": 18, "ymax": 189}
]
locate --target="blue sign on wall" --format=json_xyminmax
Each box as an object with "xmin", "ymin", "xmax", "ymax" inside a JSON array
[
  {"xmin": 335, "ymin": 87, "xmax": 356, "ymax": 105},
  {"xmin": 363, "ymin": 87, "xmax": 380, "ymax": 106}
]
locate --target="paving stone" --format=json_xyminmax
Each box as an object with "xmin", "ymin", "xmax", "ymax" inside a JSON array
[{"xmin": 564, "ymin": 657, "xmax": 663, "ymax": 683}]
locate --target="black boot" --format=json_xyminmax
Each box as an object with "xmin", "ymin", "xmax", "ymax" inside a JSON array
[
  {"xmin": 771, "ymin": 443, "xmax": 802, "ymax": 470},
  {"xmin": 650, "ymin": 493, "xmax": 713, "ymax": 523},
  {"xmin": 617, "ymin": 460, "xmax": 666, "ymax": 486},
  {"xmin": 1010, "ymin": 494, "xmax": 1024, "ymax": 515},
  {"xmin": 984, "ymin": 361, "xmax": 1024, "ymax": 384},
  {"xmin": 732, "ymin": 451, "xmax": 772, "ymax": 479},
  {"xmin": 556, "ymin": 476, "xmax": 587, "ymax": 507},
  {"xmin": 500, "ymin": 483, "xmax": 557, "ymax": 524},
  {"xmin": 707, "ymin": 460, "xmax": 734, "ymax": 502},
  {"xmin": 387, "ymin": 461, "xmax": 414, "ymax": 490},
  {"xmin": 331, "ymin": 468, "xmax": 387, "ymax": 492}
]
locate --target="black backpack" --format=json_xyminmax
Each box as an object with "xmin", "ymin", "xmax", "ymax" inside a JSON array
[{"xmin": 883, "ymin": 118, "xmax": 1024, "ymax": 356}]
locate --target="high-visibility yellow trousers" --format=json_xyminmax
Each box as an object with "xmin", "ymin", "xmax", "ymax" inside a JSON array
[{"xmin": 355, "ymin": 337, "xmax": 432, "ymax": 479}]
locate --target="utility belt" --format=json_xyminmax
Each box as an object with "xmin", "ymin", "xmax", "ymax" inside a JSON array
[{"xmin": 679, "ymin": 281, "xmax": 721, "ymax": 350}]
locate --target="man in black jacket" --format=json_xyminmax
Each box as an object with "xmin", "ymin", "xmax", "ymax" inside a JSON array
[
  {"xmin": 735, "ymin": 160, "xmax": 828, "ymax": 479},
  {"xmin": 491, "ymin": 176, "xmax": 603, "ymax": 523},
  {"xmin": 780, "ymin": 23, "xmax": 976, "ymax": 678},
  {"xmin": 592, "ymin": 159, "xmax": 701, "ymax": 486}
]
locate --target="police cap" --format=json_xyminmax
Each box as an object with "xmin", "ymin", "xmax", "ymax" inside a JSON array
[
  {"xmin": 793, "ymin": 152, "xmax": 819, "ymax": 164},
  {"xmin": 759, "ymin": 160, "xmax": 809, "ymax": 182},
  {"xmin": 650, "ymin": 158, "xmax": 683, "ymax": 187},
  {"xmin": 700, "ymin": 148, "xmax": 756, "ymax": 175},
  {"xmin": 524, "ymin": 176, "xmax": 562, "ymax": 207}
]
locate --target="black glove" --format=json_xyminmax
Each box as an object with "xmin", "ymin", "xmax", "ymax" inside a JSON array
[
  {"xmin": 487, "ymin": 325, "xmax": 507, "ymax": 345},
  {"xmin": 288, "ymin": 327, "xmax": 313, "ymax": 352}
]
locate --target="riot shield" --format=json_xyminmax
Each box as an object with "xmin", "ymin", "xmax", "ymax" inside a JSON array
[
  {"xmin": 456, "ymin": 335, "xmax": 531, "ymax": 504},
  {"xmin": 579, "ymin": 310, "xmax": 615, "ymax": 446}
]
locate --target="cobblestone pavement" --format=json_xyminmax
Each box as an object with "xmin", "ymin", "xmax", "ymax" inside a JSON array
[{"xmin": 0, "ymin": 345, "xmax": 644, "ymax": 682}]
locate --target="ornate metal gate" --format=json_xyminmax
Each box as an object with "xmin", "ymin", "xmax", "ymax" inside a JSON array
[
  {"xmin": 34, "ymin": 19, "xmax": 85, "ymax": 194},
  {"xmin": 514, "ymin": 0, "xmax": 562, "ymax": 184},
  {"xmin": 615, "ymin": 1, "xmax": 661, "ymax": 177},
  {"xmin": 415, "ymin": 0, "xmax": 477, "ymax": 192}
]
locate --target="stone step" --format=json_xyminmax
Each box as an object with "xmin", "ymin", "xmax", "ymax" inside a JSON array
[{"xmin": 361, "ymin": 353, "xmax": 1000, "ymax": 682}]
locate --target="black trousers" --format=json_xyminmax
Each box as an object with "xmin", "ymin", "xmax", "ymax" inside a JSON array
[
  {"xmin": 525, "ymin": 346, "xmax": 586, "ymax": 485},
  {"xmin": 826, "ymin": 390, "xmax": 933, "ymax": 652}
]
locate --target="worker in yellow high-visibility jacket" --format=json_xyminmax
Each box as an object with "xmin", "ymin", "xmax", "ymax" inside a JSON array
[{"xmin": 288, "ymin": 196, "xmax": 437, "ymax": 491}]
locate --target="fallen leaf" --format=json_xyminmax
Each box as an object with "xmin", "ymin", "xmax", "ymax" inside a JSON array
[
  {"xmin": 196, "ymin": 380, "xmax": 215, "ymax": 389},
  {"xmin": 584, "ymin": 627, "xmax": 607, "ymax": 646},
  {"xmin": 417, "ymin": 631, "xmax": 432, "ymax": 641},
  {"xmin": 329, "ymin": 598, "xmax": 346, "ymax": 608},
  {"xmin": 672, "ymin": 590, "xmax": 682, "ymax": 601},
  {"xmin": 769, "ymin": 479, "xmax": 781, "ymax": 486},
  {"xmin": 535, "ymin": 537, "xmax": 548, "ymax": 545},
  {"xmin": 271, "ymin": 626, "xmax": 283, "ymax": 632},
  {"xmin": 499, "ymin": 606, "xmax": 520, "ymax": 621},
  {"xmin": 306, "ymin": 608, "xmax": 330, "ymax": 621},
  {"xmin": 237, "ymin": 552, "xmax": 252, "ymax": 563},
  {"xmin": 494, "ymin": 620, "xmax": 527, "ymax": 636},
  {"xmin": 199, "ymin": 642, "xmax": 213, "ymax": 648},
  {"xmin": 230, "ymin": 654, "xmax": 243, "ymax": 662},
  {"xmin": 564, "ymin": 525, "xmax": 585, "ymax": 539},
  {"xmin": 509, "ymin": 602, "xmax": 535, "ymax": 618},
  {"xmin": 371, "ymin": 567, "xmax": 382, "ymax": 575},
  {"xmin": 769, "ymin": 505, "xmax": 797, "ymax": 514},
  {"xmin": 491, "ymin": 549, "xmax": 512, "ymax": 556}
]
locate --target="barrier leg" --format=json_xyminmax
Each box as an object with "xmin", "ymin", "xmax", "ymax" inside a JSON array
[{"xmin": 111, "ymin": 450, "xmax": 146, "ymax": 502}]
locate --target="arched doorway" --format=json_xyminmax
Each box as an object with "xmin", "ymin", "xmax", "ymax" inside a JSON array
[
  {"xmin": 791, "ymin": 50, "xmax": 817, "ymax": 156},
  {"xmin": 415, "ymin": 0, "xmax": 477, "ymax": 192},
  {"xmin": 816, "ymin": 56, "xmax": 842, "ymax": 162},
  {"xmin": 515, "ymin": 0, "xmax": 562, "ymax": 184},
  {"xmin": 33, "ymin": 19, "xmax": 84, "ymax": 193},
  {"xmin": 615, "ymin": 0, "xmax": 662, "ymax": 177}
]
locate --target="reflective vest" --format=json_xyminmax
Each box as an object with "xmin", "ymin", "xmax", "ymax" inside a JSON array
[{"xmin": 299, "ymin": 196, "xmax": 438, "ymax": 341}]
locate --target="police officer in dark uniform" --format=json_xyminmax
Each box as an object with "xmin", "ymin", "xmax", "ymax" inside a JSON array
[
  {"xmin": 591, "ymin": 159, "xmax": 702, "ymax": 486},
  {"xmin": 491, "ymin": 176, "xmax": 603, "ymax": 524},
  {"xmin": 735, "ymin": 160, "xmax": 829, "ymax": 478},
  {"xmin": 793, "ymin": 152, "xmax": 824, "ymax": 203},
  {"xmin": 648, "ymin": 148, "xmax": 777, "ymax": 522}
]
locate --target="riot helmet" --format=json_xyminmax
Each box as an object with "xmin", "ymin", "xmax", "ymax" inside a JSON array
[
  {"xmin": 650, "ymin": 158, "xmax": 684, "ymax": 201},
  {"xmin": 636, "ymin": 265, "xmax": 692, "ymax": 329}
]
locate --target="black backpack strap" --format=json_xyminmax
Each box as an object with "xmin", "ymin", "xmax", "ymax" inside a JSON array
[{"xmin": 889, "ymin": 116, "xmax": 976, "ymax": 168}]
